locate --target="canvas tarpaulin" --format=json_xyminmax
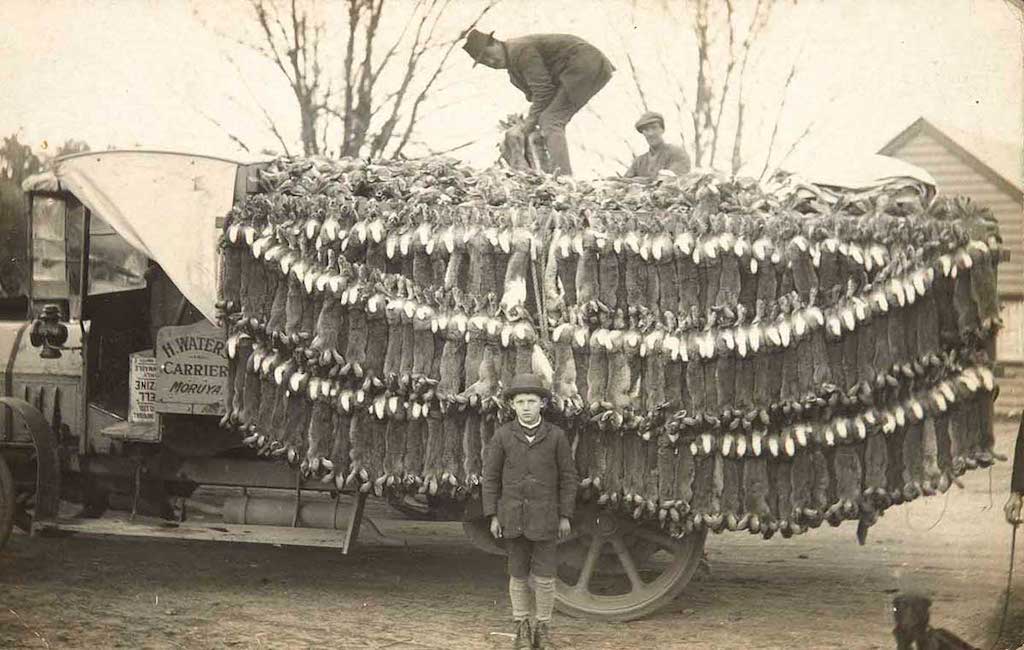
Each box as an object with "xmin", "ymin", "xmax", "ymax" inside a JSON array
[{"xmin": 51, "ymin": 151, "xmax": 243, "ymax": 324}]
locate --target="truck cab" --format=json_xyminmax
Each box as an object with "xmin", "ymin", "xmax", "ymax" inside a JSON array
[
  {"xmin": 13, "ymin": 164, "xmax": 208, "ymax": 457},
  {"xmin": 0, "ymin": 151, "xmax": 264, "ymax": 529}
]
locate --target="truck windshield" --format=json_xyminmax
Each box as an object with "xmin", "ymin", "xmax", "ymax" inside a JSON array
[
  {"xmin": 87, "ymin": 214, "xmax": 147, "ymax": 295},
  {"xmin": 31, "ymin": 197, "xmax": 147, "ymax": 301},
  {"xmin": 31, "ymin": 196, "xmax": 70, "ymax": 300}
]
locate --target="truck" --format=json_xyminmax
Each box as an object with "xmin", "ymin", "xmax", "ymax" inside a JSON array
[{"xmin": 0, "ymin": 148, "xmax": 1003, "ymax": 621}]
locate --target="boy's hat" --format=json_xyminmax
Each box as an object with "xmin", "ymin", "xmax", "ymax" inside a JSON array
[
  {"xmin": 503, "ymin": 373, "xmax": 551, "ymax": 401},
  {"xmin": 462, "ymin": 28, "xmax": 495, "ymax": 65},
  {"xmin": 635, "ymin": 111, "xmax": 665, "ymax": 132}
]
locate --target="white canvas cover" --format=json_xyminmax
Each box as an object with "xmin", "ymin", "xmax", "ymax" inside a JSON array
[
  {"xmin": 51, "ymin": 151, "xmax": 243, "ymax": 323},
  {"xmin": 784, "ymin": 153, "xmax": 937, "ymax": 190}
]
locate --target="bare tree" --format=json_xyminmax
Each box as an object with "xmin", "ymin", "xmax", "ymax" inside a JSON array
[
  {"xmin": 623, "ymin": 0, "xmax": 813, "ymax": 178},
  {"xmin": 201, "ymin": 0, "xmax": 498, "ymax": 158}
]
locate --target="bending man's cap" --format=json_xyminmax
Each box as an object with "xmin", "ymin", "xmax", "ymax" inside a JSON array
[{"xmin": 463, "ymin": 28, "xmax": 496, "ymax": 62}]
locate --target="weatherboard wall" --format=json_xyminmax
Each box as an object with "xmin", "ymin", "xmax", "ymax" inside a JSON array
[{"xmin": 882, "ymin": 126, "xmax": 1024, "ymax": 413}]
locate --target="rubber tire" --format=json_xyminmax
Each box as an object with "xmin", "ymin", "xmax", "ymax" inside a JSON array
[{"xmin": 0, "ymin": 453, "xmax": 15, "ymax": 551}]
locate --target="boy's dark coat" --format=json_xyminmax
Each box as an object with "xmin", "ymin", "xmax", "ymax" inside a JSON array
[{"xmin": 482, "ymin": 420, "xmax": 578, "ymax": 541}]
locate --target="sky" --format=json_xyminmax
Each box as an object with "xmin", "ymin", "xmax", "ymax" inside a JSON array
[{"xmin": 0, "ymin": 0, "xmax": 1021, "ymax": 182}]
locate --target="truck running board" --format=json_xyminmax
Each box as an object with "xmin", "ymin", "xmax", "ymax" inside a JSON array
[{"xmin": 33, "ymin": 493, "xmax": 406, "ymax": 554}]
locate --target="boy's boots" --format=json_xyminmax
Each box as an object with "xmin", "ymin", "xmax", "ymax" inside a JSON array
[
  {"xmin": 513, "ymin": 619, "xmax": 533, "ymax": 650},
  {"xmin": 533, "ymin": 620, "xmax": 553, "ymax": 649}
]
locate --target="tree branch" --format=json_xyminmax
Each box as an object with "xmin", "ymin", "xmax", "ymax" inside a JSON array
[
  {"xmin": 388, "ymin": 0, "xmax": 500, "ymax": 158},
  {"xmin": 653, "ymin": 42, "xmax": 696, "ymax": 152},
  {"xmin": 202, "ymin": 0, "xmax": 494, "ymax": 161},
  {"xmin": 730, "ymin": 0, "xmax": 771, "ymax": 174},
  {"xmin": 220, "ymin": 50, "xmax": 294, "ymax": 155},
  {"xmin": 191, "ymin": 105, "xmax": 252, "ymax": 153},
  {"xmin": 349, "ymin": 0, "xmax": 386, "ymax": 155},
  {"xmin": 426, "ymin": 138, "xmax": 478, "ymax": 157},
  {"xmin": 259, "ymin": 103, "xmax": 293, "ymax": 156},
  {"xmin": 691, "ymin": 0, "xmax": 712, "ymax": 166},
  {"xmin": 758, "ymin": 60, "xmax": 799, "ymax": 180},
  {"xmin": 765, "ymin": 91, "xmax": 839, "ymax": 179},
  {"xmin": 623, "ymin": 51, "xmax": 650, "ymax": 113},
  {"xmin": 342, "ymin": 0, "xmax": 361, "ymax": 154},
  {"xmin": 766, "ymin": 119, "xmax": 814, "ymax": 179},
  {"xmin": 367, "ymin": 1, "xmax": 433, "ymax": 157},
  {"xmin": 250, "ymin": 0, "xmax": 295, "ymax": 85},
  {"xmin": 583, "ymin": 104, "xmax": 637, "ymax": 161},
  {"xmin": 708, "ymin": 0, "xmax": 736, "ymax": 169},
  {"xmin": 369, "ymin": 0, "xmax": 423, "ymax": 85}
]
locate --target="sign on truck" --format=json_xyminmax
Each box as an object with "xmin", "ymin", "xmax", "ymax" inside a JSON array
[{"xmin": 155, "ymin": 320, "xmax": 228, "ymax": 415}]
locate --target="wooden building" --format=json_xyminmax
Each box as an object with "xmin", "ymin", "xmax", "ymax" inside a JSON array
[{"xmin": 880, "ymin": 117, "xmax": 1024, "ymax": 412}]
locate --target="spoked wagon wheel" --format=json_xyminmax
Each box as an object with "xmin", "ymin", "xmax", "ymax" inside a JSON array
[
  {"xmin": 0, "ymin": 453, "xmax": 15, "ymax": 550},
  {"xmin": 554, "ymin": 506, "xmax": 707, "ymax": 621},
  {"xmin": 463, "ymin": 505, "xmax": 707, "ymax": 621}
]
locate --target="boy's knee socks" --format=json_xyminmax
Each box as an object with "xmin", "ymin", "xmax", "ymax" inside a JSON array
[
  {"xmin": 509, "ymin": 576, "xmax": 533, "ymax": 621},
  {"xmin": 532, "ymin": 574, "xmax": 556, "ymax": 622}
]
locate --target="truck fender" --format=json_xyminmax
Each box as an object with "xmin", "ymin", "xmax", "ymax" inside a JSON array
[{"xmin": 0, "ymin": 397, "xmax": 61, "ymax": 530}]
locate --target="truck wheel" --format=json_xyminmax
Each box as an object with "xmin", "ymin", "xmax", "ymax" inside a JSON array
[
  {"xmin": 0, "ymin": 453, "xmax": 15, "ymax": 550},
  {"xmin": 462, "ymin": 510, "xmax": 666, "ymax": 569},
  {"xmin": 553, "ymin": 507, "xmax": 707, "ymax": 621}
]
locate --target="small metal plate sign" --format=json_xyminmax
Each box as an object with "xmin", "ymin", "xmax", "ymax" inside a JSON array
[
  {"xmin": 155, "ymin": 320, "xmax": 228, "ymax": 415},
  {"xmin": 129, "ymin": 350, "xmax": 157, "ymax": 423}
]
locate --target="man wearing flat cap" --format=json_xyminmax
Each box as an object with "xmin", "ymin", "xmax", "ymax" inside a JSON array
[
  {"xmin": 463, "ymin": 29, "xmax": 615, "ymax": 177},
  {"xmin": 625, "ymin": 111, "xmax": 692, "ymax": 178}
]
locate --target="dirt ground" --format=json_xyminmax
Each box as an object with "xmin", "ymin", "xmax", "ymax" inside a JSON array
[{"xmin": 3, "ymin": 421, "xmax": 1024, "ymax": 649}]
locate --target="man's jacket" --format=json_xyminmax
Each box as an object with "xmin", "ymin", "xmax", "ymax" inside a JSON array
[
  {"xmin": 503, "ymin": 34, "xmax": 615, "ymax": 124},
  {"xmin": 625, "ymin": 143, "xmax": 692, "ymax": 178},
  {"xmin": 482, "ymin": 419, "xmax": 578, "ymax": 541}
]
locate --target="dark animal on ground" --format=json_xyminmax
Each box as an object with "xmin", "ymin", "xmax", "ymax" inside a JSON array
[{"xmin": 892, "ymin": 593, "xmax": 979, "ymax": 650}]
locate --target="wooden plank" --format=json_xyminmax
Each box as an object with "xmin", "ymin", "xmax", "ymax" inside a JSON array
[
  {"xmin": 39, "ymin": 516, "xmax": 353, "ymax": 549},
  {"xmin": 342, "ymin": 491, "xmax": 368, "ymax": 555},
  {"xmin": 100, "ymin": 420, "xmax": 160, "ymax": 443}
]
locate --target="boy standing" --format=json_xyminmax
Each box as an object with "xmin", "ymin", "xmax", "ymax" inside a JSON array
[{"xmin": 483, "ymin": 373, "xmax": 578, "ymax": 649}]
